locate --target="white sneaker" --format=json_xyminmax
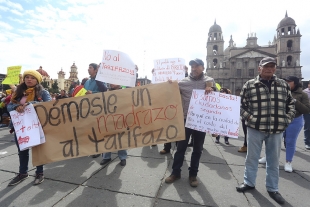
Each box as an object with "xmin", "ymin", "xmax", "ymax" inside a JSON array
[
  {"xmin": 285, "ymin": 162, "xmax": 293, "ymax": 172},
  {"xmin": 259, "ymin": 157, "xmax": 266, "ymax": 164}
]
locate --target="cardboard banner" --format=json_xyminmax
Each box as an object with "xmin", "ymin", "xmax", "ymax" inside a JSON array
[
  {"xmin": 185, "ymin": 90, "xmax": 240, "ymax": 138},
  {"xmin": 32, "ymin": 82, "xmax": 185, "ymax": 166},
  {"xmin": 96, "ymin": 50, "xmax": 136, "ymax": 87},
  {"xmin": 9, "ymin": 104, "xmax": 45, "ymax": 151},
  {"xmin": 2, "ymin": 66, "xmax": 22, "ymax": 84},
  {"xmin": 152, "ymin": 58, "xmax": 185, "ymax": 83}
]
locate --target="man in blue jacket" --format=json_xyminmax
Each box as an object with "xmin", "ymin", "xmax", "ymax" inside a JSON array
[{"xmin": 85, "ymin": 63, "xmax": 107, "ymax": 158}]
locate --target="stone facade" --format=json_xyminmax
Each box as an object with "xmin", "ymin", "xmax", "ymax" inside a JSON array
[
  {"xmin": 37, "ymin": 63, "xmax": 79, "ymax": 92},
  {"xmin": 206, "ymin": 12, "xmax": 302, "ymax": 95}
]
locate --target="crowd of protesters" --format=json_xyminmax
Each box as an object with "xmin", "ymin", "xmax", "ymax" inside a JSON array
[{"xmin": 4, "ymin": 57, "xmax": 310, "ymax": 205}]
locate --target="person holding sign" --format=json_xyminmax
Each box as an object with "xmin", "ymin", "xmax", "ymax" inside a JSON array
[
  {"xmin": 100, "ymin": 84, "xmax": 128, "ymax": 166},
  {"xmin": 85, "ymin": 63, "xmax": 108, "ymax": 158},
  {"xmin": 236, "ymin": 57, "xmax": 295, "ymax": 205},
  {"xmin": 165, "ymin": 58, "xmax": 215, "ymax": 187},
  {"xmin": 7, "ymin": 70, "xmax": 51, "ymax": 186}
]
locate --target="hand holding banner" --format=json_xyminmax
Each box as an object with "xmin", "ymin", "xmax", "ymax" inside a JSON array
[
  {"xmin": 2, "ymin": 66, "xmax": 22, "ymax": 85},
  {"xmin": 152, "ymin": 58, "xmax": 185, "ymax": 83},
  {"xmin": 96, "ymin": 50, "xmax": 136, "ymax": 87},
  {"xmin": 9, "ymin": 104, "xmax": 45, "ymax": 151},
  {"xmin": 185, "ymin": 90, "xmax": 240, "ymax": 138}
]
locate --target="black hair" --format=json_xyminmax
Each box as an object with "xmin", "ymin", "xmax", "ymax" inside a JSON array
[
  {"xmin": 89, "ymin": 63, "xmax": 98, "ymax": 70},
  {"xmin": 220, "ymin": 87, "xmax": 229, "ymax": 94}
]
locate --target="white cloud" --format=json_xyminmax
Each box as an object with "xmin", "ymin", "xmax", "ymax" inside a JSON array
[
  {"xmin": 0, "ymin": 0, "xmax": 23, "ymax": 11},
  {"xmin": 0, "ymin": 21, "xmax": 12, "ymax": 30},
  {"xmin": 11, "ymin": 9, "xmax": 23, "ymax": 16},
  {"xmin": 7, "ymin": 16, "xmax": 24, "ymax": 24},
  {"xmin": 0, "ymin": 5, "xmax": 9, "ymax": 11}
]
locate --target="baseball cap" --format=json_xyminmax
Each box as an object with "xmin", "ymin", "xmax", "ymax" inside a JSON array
[
  {"xmin": 189, "ymin": 58, "xmax": 204, "ymax": 67},
  {"xmin": 259, "ymin": 57, "xmax": 277, "ymax": 66},
  {"xmin": 283, "ymin": 76, "xmax": 299, "ymax": 85}
]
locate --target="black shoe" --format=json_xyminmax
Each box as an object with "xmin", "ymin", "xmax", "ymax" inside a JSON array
[
  {"xmin": 33, "ymin": 174, "xmax": 44, "ymax": 185},
  {"xmin": 268, "ymin": 191, "xmax": 285, "ymax": 204},
  {"xmin": 100, "ymin": 158, "xmax": 111, "ymax": 165},
  {"xmin": 236, "ymin": 183, "xmax": 255, "ymax": 192},
  {"xmin": 8, "ymin": 174, "xmax": 29, "ymax": 186},
  {"xmin": 120, "ymin": 159, "xmax": 126, "ymax": 166},
  {"xmin": 92, "ymin": 154, "xmax": 101, "ymax": 158}
]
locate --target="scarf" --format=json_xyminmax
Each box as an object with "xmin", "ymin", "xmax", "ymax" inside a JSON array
[{"xmin": 11, "ymin": 88, "xmax": 36, "ymax": 104}]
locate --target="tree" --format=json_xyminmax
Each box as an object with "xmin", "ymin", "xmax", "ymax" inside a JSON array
[
  {"xmin": 41, "ymin": 81, "xmax": 49, "ymax": 89},
  {"xmin": 50, "ymin": 81, "xmax": 59, "ymax": 93}
]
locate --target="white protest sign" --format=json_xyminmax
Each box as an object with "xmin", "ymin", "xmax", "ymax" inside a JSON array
[
  {"xmin": 152, "ymin": 58, "xmax": 185, "ymax": 83},
  {"xmin": 96, "ymin": 50, "xmax": 136, "ymax": 87},
  {"xmin": 10, "ymin": 104, "xmax": 45, "ymax": 151},
  {"xmin": 185, "ymin": 90, "xmax": 240, "ymax": 138}
]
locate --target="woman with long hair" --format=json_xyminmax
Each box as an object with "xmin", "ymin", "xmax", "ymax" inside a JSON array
[
  {"xmin": 7, "ymin": 70, "xmax": 51, "ymax": 186},
  {"xmin": 282, "ymin": 76, "xmax": 310, "ymax": 172}
]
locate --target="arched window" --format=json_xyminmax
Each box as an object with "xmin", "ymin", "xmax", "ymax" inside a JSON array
[
  {"xmin": 288, "ymin": 27, "xmax": 292, "ymax": 35},
  {"xmin": 214, "ymin": 33, "xmax": 217, "ymax": 40},
  {"xmin": 287, "ymin": 56, "xmax": 292, "ymax": 66},
  {"xmin": 281, "ymin": 28, "xmax": 285, "ymax": 35},
  {"xmin": 287, "ymin": 40, "xmax": 293, "ymax": 51},
  {"xmin": 213, "ymin": 58, "xmax": 218, "ymax": 67},
  {"xmin": 213, "ymin": 45, "xmax": 218, "ymax": 55}
]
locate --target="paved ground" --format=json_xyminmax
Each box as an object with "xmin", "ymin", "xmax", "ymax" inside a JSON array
[{"xmin": 0, "ymin": 125, "xmax": 309, "ymax": 207}]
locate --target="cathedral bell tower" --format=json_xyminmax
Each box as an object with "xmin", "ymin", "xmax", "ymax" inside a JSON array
[
  {"xmin": 275, "ymin": 11, "xmax": 302, "ymax": 78},
  {"xmin": 206, "ymin": 20, "xmax": 225, "ymax": 70}
]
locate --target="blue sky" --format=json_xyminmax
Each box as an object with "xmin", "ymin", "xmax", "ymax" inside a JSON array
[{"xmin": 1, "ymin": 0, "xmax": 310, "ymax": 81}]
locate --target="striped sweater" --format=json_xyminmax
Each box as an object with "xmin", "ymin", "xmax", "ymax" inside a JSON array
[
  {"xmin": 240, "ymin": 75, "xmax": 296, "ymax": 134},
  {"xmin": 179, "ymin": 73, "xmax": 216, "ymax": 119}
]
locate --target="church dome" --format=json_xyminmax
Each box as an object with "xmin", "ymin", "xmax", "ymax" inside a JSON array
[
  {"xmin": 209, "ymin": 20, "xmax": 222, "ymax": 33},
  {"xmin": 37, "ymin": 66, "xmax": 50, "ymax": 78},
  {"xmin": 224, "ymin": 46, "xmax": 230, "ymax": 56},
  {"xmin": 277, "ymin": 11, "xmax": 296, "ymax": 29}
]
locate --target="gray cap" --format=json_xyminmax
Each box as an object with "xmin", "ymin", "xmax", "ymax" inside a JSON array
[
  {"xmin": 259, "ymin": 57, "xmax": 277, "ymax": 66},
  {"xmin": 189, "ymin": 58, "xmax": 204, "ymax": 67}
]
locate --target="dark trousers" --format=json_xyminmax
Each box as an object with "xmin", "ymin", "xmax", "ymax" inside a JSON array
[
  {"xmin": 242, "ymin": 119, "xmax": 247, "ymax": 147},
  {"xmin": 172, "ymin": 127, "xmax": 206, "ymax": 177},
  {"xmin": 14, "ymin": 133, "xmax": 43, "ymax": 175}
]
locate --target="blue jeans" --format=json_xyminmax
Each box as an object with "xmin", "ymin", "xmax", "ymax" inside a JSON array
[
  {"xmin": 244, "ymin": 127, "xmax": 282, "ymax": 192},
  {"xmin": 103, "ymin": 150, "xmax": 127, "ymax": 160},
  {"xmin": 285, "ymin": 116, "xmax": 304, "ymax": 162},
  {"xmin": 172, "ymin": 127, "xmax": 206, "ymax": 177},
  {"xmin": 303, "ymin": 114, "xmax": 310, "ymax": 146},
  {"xmin": 14, "ymin": 133, "xmax": 43, "ymax": 175}
]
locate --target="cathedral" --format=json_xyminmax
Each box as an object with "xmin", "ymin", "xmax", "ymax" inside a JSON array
[
  {"xmin": 36, "ymin": 62, "xmax": 79, "ymax": 92},
  {"xmin": 206, "ymin": 11, "xmax": 302, "ymax": 95}
]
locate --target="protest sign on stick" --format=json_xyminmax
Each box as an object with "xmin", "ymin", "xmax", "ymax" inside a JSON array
[
  {"xmin": 185, "ymin": 90, "xmax": 240, "ymax": 138},
  {"xmin": 10, "ymin": 104, "xmax": 45, "ymax": 151},
  {"xmin": 152, "ymin": 58, "xmax": 185, "ymax": 83},
  {"xmin": 32, "ymin": 82, "xmax": 185, "ymax": 166},
  {"xmin": 96, "ymin": 50, "xmax": 136, "ymax": 87},
  {"xmin": 2, "ymin": 66, "xmax": 22, "ymax": 85}
]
